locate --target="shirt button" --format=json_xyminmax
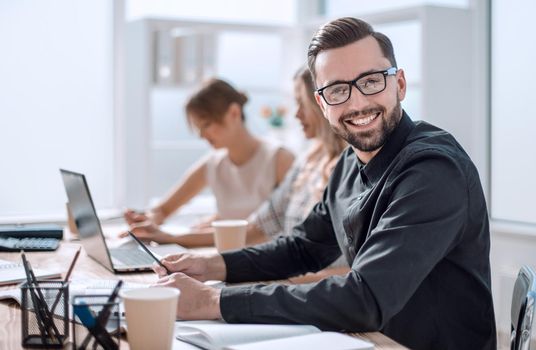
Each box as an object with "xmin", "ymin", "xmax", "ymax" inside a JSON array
[{"xmin": 347, "ymin": 235, "xmax": 353, "ymax": 243}]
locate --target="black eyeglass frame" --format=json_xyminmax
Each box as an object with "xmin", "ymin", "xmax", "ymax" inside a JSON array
[{"xmin": 316, "ymin": 67, "xmax": 398, "ymax": 106}]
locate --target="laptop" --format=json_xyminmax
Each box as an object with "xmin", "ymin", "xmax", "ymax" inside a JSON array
[{"xmin": 60, "ymin": 169, "xmax": 186, "ymax": 273}]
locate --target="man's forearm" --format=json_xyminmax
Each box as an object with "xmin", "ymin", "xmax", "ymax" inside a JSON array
[
  {"xmin": 207, "ymin": 253, "xmax": 227, "ymax": 281},
  {"xmin": 222, "ymin": 235, "xmax": 341, "ymax": 283},
  {"xmin": 219, "ymin": 271, "xmax": 381, "ymax": 331}
]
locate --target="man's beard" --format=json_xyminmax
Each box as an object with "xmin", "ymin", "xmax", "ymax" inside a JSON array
[{"xmin": 332, "ymin": 100, "xmax": 402, "ymax": 152}]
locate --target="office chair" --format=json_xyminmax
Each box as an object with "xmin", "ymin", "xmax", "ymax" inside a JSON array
[{"xmin": 511, "ymin": 265, "xmax": 536, "ymax": 350}]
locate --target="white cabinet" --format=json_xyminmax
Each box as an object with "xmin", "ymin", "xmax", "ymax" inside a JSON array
[
  {"xmin": 313, "ymin": 6, "xmax": 474, "ymax": 156},
  {"xmin": 369, "ymin": 7, "xmax": 483, "ymax": 179},
  {"xmin": 122, "ymin": 19, "xmax": 301, "ymax": 207},
  {"xmin": 303, "ymin": 5, "xmax": 480, "ymax": 178},
  {"xmin": 337, "ymin": 6, "xmax": 484, "ymax": 191},
  {"xmin": 122, "ymin": 6, "xmax": 479, "ymax": 208}
]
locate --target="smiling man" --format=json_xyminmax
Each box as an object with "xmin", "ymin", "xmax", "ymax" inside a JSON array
[
  {"xmin": 312, "ymin": 36, "xmax": 404, "ymax": 162},
  {"xmin": 152, "ymin": 18, "xmax": 496, "ymax": 350}
]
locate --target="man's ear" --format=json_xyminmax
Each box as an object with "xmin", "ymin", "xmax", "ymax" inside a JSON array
[
  {"xmin": 314, "ymin": 92, "xmax": 328, "ymax": 118},
  {"xmin": 396, "ymin": 69, "xmax": 407, "ymax": 101}
]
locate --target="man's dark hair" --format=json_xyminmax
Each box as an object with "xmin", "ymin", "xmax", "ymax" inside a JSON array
[{"xmin": 307, "ymin": 17, "xmax": 397, "ymax": 83}]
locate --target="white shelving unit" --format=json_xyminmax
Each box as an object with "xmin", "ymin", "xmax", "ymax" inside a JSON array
[
  {"xmin": 314, "ymin": 5, "xmax": 484, "ymax": 187},
  {"xmin": 122, "ymin": 5, "xmax": 478, "ymax": 209},
  {"xmin": 122, "ymin": 18, "xmax": 304, "ymax": 208},
  {"xmin": 314, "ymin": 6, "xmax": 474, "ymax": 156}
]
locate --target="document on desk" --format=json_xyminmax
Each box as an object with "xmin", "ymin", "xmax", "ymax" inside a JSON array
[
  {"xmin": 0, "ymin": 258, "xmax": 61, "ymax": 286},
  {"xmin": 174, "ymin": 320, "xmax": 374, "ymax": 350},
  {"xmin": 0, "ymin": 278, "xmax": 148, "ymax": 304},
  {"xmin": 226, "ymin": 332, "xmax": 374, "ymax": 350},
  {"xmin": 174, "ymin": 320, "xmax": 320, "ymax": 350}
]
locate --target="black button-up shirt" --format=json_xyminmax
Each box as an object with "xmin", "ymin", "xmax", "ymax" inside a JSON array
[{"xmin": 220, "ymin": 112, "xmax": 496, "ymax": 350}]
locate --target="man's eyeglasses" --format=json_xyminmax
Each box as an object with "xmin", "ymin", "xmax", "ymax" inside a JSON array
[{"xmin": 316, "ymin": 67, "xmax": 398, "ymax": 106}]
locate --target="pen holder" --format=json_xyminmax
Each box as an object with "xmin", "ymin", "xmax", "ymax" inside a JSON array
[
  {"xmin": 20, "ymin": 280, "xmax": 69, "ymax": 348},
  {"xmin": 72, "ymin": 295, "xmax": 121, "ymax": 350}
]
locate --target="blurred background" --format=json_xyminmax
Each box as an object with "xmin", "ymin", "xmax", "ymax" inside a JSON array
[{"xmin": 0, "ymin": 0, "xmax": 534, "ymax": 347}]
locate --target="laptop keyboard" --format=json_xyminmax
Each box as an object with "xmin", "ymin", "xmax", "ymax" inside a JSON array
[{"xmin": 111, "ymin": 248, "xmax": 154, "ymax": 266}]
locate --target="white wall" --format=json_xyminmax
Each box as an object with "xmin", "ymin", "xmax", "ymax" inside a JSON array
[
  {"xmin": 489, "ymin": 0, "xmax": 536, "ymax": 347},
  {"xmin": 491, "ymin": 0, "xmax": 536, "ymax": 225},
  {"xmin": 0, "ymin": 0, "xmax": 116, "ymax": 220},
  {"xmin": 324, "ymin": 0, "xmax": 469, "ymax": 16},
  {"xmin": 126, "ymin": 0, "xmax": 296, "ymax": 24}
]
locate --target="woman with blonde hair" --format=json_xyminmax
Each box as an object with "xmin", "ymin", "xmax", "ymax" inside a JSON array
[{"xmin": 246, "ymin": 66, "xmax": 347, "ymax": 248}]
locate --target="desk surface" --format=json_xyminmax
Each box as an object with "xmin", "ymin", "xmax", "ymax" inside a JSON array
[{"xmin": 0, "ymin": 241, "xmax": 407, "ymax": 349}]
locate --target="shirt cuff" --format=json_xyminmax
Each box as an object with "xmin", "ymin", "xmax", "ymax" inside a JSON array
[
  {"xmin": 220, "ymin": 285, "xmax": 252, "ymax": 323},
  {"xmin": 221, "ymin": 250, "xmax": 256, "ymax": 283}
]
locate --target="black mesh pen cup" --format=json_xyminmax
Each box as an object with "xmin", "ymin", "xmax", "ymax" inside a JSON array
[
  {"xmin": 20, "ymin": 280, "xmax": 69, "ymax": 348},
  {"xmin": 71, "ymin": 295, "xmax": 121, "ymax": 350}
]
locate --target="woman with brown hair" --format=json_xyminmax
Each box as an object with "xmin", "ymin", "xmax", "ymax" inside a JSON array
[{"xmin": 122, "ymin": 78, "xmax": 295, "ymax": 244}]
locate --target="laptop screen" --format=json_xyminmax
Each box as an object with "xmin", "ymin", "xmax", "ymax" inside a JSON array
[{"xmin": 60, "ymin": 169, "xmax": 114, "ymax": 271}]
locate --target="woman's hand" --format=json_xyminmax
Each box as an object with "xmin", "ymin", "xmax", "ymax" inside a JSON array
[
  {"xmin": 190, "ymin": 214, "xmax": 219, "ymax": 231},
  {"xmin": 123, "ymin": 208, "xmax": 166, "ymax": 226},
  {"xmin": 119, "ymin": 221, "xmax": 177, "ymax": 244},
  {"xmin": 123, "ymin": 208, "xmax": 149, "ymax": 225}
]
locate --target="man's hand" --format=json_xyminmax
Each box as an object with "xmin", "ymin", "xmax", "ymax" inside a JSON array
[
  {"xmin": 152, "ymin": 272, "xmax": 222, "ymax": 320},
  {"xmin": 153, "ymin": 252, "xmax": 226, "ymax": 282}
]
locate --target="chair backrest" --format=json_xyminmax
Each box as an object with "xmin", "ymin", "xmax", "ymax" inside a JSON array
[{"xmin": 511, "ymin": 265, "xmax": 536, "ymax": 350}]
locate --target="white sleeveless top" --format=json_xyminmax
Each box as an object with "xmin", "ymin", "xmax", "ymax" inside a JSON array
[{"xmin": 205, "ymin": 140, "xmax": 282, "ymax": 220}]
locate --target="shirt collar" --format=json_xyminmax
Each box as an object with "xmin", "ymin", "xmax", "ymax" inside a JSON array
[{"xmin": 361, "ymin": 110, "xmax": 415, "ymax": 184}]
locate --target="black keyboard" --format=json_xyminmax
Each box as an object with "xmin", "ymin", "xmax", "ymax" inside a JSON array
[
  {"xmin": 0, "ymin": 224, "xmax": 63, "ymax": 239},
  {"xmin": 0, "ymin": 237, "xmax": 60, "ymax": 252}
]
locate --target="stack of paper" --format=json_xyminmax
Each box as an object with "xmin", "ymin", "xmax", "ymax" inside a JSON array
[
  {"xmin": 0, "ymin": 258, "xmax": 61, "ymax": 286},
  {"xmin": 174, "ymin": 320, "xmax": 374, "ymax": 350}
]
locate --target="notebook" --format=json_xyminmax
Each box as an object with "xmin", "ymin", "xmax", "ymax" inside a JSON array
[
  {"xmin": 226, "ymin": 332, "xmax": 374, "ymax": 350},
  {"xmin": 0, "ymin": 258, "xmax": 61, "ymax": 286},
  {"xmin": 174, "ymin": 321, "xmax": 374, "ymax": 350},
  {"xmin": 0, "ymin": 279, "xmax": 224, "ymax": 304},
  {"xmin": 60, "ymin": 169, "xmax": 187, "ymax": 273}
]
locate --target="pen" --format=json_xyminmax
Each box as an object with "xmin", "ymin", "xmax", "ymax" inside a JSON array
[
  {"xmin": 74, "ymin": 302, "xmax": 118, "ymax": 350},
  {"xmin": 126, "ymin": 230, "xmax": 171, "ymax": 274},
  {"xmin": 27, "ymin": 256, "xmax": 62, "ymax": 341},
  {"xmin": 50, "ymin": 246, "xmax": 81, "ymax": 314},
  {"xmin": 21, "ymin": 252, "xmax": 48, "ymax": 344},
  {"xmin": 80, "ymin": 280, "xmax": 123, "ymax": 349},
  {"xmin": 64, "ymin": 246, "xmax": 82, "ymax": 281},
  {"xmin": 21, "ymin": 252, "xmax": 62, "ymax": 342}
]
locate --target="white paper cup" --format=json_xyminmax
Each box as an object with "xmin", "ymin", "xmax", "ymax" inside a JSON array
[
  {"xmin": 212, "ymin": 220, "xmax": 248, "ymax": 252},
  {"xmin": 120, "ymin": 287, "xmax": 179, "ymax": 350}
]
